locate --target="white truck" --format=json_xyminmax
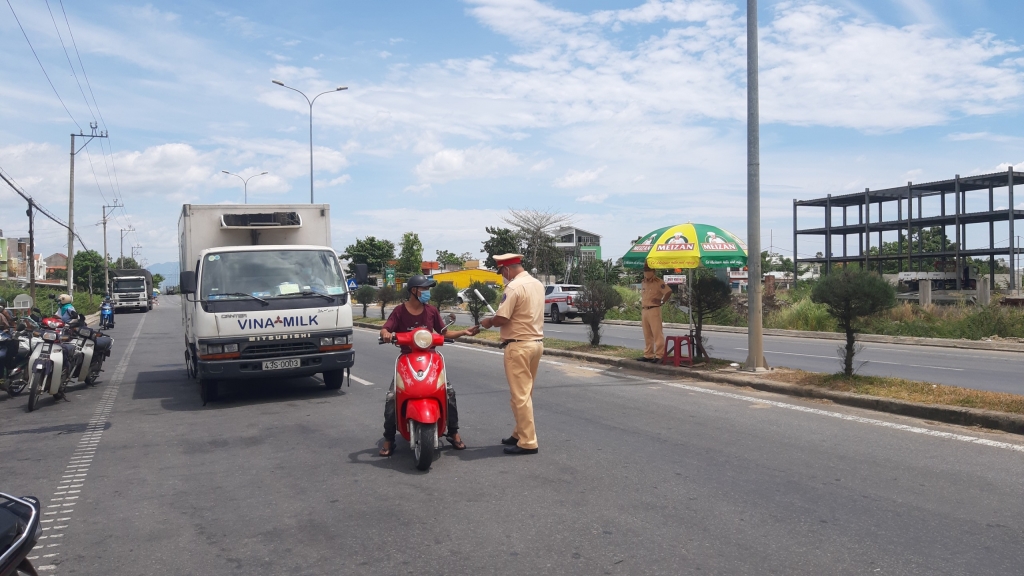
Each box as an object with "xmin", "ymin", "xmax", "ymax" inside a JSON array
[
  {"xmin": 544, "ymin": 284, "xmax": 581, "ymax": 324},
  {"xmin": 177, "ymin": 204, "xmax": 354, "ymax": 403},
  {"xmin": 109, "ymin": 269, "xmax": 153, "ymax": 312}
]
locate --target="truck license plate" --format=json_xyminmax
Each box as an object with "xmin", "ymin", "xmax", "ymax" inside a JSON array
[{"xmin": 262, "ymin": 358, "xmax": 301, "ymax": 370}]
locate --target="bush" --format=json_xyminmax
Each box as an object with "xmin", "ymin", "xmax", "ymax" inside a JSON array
[
  {"xmin": 465, "ymin": 281, "xmax": 498, "ymax": 326},
  {"xmin": 376, "ymin": 286, "xmax": 401, "ymax": 320},
  {"xmin": 677, "ymin": 272, "xmax": 732, "ymax": 360},
  {"xmin": 577, "ymin": 279, "xmax": 623, "ymax": 345},
  {"xmin": 430, "ymin": 282, "xmax": 459, "ymax": 310},
  {"xmin": 766, "ymin": 297, "xmax": 837, "ymax": 332},
  {"xmin": 0, "ymin": 282, "xmax": 102, "ymax": 317},
  {"xmin": 811, "ymin": 269, "xmax": 896, "ymax": 376},
  {"xmin": 353, "ymin": 285, "xmax": 378, "ymax": 318}
]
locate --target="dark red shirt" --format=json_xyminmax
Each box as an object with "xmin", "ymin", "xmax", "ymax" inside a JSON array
[{"xmin": 383, "ymin": 303, "xmax": 446, "ymax": 352}]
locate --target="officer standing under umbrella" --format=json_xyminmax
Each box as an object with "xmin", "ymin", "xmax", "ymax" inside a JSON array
[
  {"xmin": 480, "ymin": 253, "xmax": 545, "ymax": 455},
  {"xmin": 639, "ymin": 260, "xmax": 673, "ymax": 363}
]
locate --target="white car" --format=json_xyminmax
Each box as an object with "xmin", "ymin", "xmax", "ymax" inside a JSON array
[{"xmin": 544, "ymin": 284, "xmax": 581, "ymax": 323}]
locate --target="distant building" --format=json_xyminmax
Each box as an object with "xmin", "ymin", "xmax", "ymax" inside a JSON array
[
  {"xmin": 44, "ymin": 253, "xmax": 67, "ymax": 268},
  {"xmin": 553, "ymin": 226, "xmax": 601, "ymax": 280},
  {"xmin": 0, "ymin": 236, "xmax": 8, "ymax": 277}
]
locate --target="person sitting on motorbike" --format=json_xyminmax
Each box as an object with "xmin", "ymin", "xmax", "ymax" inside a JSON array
[
  {"xmin": 377, "ymin": 275, "xmax": 479, "ymax": 456},
  {"xmin": 0, "ymin": 298, "xmax": 14, "ymax": 330},
  {"xmin": 58, "ymin": 294, "xmax": 78, "ymax": 324}
]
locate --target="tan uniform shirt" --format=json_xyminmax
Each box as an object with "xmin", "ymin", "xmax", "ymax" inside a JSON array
[
  {"xmin": 495, "ymin": 271, "xmax": 545, "ymax": 341},
  {"xmin": 641, "ymin": 276, "xmax": 672, "ymax": 307}
]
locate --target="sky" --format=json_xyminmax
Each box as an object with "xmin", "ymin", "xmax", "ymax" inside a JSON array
[{"xmin": 2, "ymin": 0, "xmax": 1023, "ymax": 270}]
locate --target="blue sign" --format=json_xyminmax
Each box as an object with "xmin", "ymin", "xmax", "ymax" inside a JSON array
[{"xmin": 347, "ymin": 279, "xmax": 358, "ymax": 289}]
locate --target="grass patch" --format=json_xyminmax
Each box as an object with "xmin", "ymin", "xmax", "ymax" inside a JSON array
[{"xmin": 762, "ymin": 369, "xmax": 1024, "ymax": 415}]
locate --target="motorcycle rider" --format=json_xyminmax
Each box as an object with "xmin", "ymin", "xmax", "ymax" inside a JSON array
[
  {"xmin": 0, "ymin": 298, "xmax": 14, "ymax": 330},
  {"xmin": 377, "ymin": 275, "xmax": 479, "ymax": 456}
]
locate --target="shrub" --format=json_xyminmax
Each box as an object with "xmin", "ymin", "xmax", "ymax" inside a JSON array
[
  {"xmin": 677, "ymin": 272, "xmax": 732, "ymax": 359},
  {"xmin": 465, "ymin": 281, "xmax": 498, "ymax": 326},
  {"xmin": 353, "ymin": 285, "xmax": 378, "ymax": 318},
  {"xmin": 430, "ymin": 282, "xmax": 459, "ymax": 310},
  {"xmin": 577, "ymin": 279, "xmax": 623, "ymax": 345},
  {"xmin": 811, "ymin": 269, "xmax": 896, "ymax": 376},
  {"xmin": 376, "ymin": 286, "xmax": 401, "ymax": 320}
]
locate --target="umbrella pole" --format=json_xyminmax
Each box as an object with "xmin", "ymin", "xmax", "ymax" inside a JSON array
[{"xmin": 687, "ymin": 269, "xmax": 693, "ymax": 334}]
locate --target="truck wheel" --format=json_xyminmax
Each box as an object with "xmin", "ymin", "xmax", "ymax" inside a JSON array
[
  {"xmin": 550, "ymin": 305, "xmax": 562, "ymax": 324},
  {"xmin": 323, "ymin": 370, "xmax": 345, "ymax": 390},
  {"xmin": 200, "ymin": 376, "xmax": 219, "ymax": 405},
  {"xmin": 413, "ymin": 421, "xmax": 437, "ymax": 471}
]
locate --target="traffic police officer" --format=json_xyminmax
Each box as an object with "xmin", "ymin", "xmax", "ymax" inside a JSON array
[
  {"xmin": 639, "ymin": 260, "xmax": 673, "ymax": 362},
  {"xmin": 480, "ymin": 253, "xmax": 544, "ymax": 455}
]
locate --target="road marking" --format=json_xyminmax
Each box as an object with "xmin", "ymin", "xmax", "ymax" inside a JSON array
[
  {"xmin": 349, "ymin": 375, "xmax": 375, "ymax": 386},
  {"xmin": 734, "ymin": 348, "xmax": 965, "ymax": 371},
  {"xmin": 36, "ymin": 315, "xmax": 146, "ymax": 573}
]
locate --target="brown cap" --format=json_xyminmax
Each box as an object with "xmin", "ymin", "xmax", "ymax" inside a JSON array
[{"xmin": 493, "ymin": 253, "xmax": 524, "ymax": 266}]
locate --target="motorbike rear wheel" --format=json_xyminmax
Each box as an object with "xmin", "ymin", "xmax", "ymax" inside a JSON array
[
  {"xmin": 27, "ymin": 372, "xmax": 44, "ymax": 412},
  {"xmin": 413, "ymin": 422, "xmax": 437, "ymax": 471},
  {"xmin": 5, "ymin": 375, "xmax": 28, "ymax": 397}
]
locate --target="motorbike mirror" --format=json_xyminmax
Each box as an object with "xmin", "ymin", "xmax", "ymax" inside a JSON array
[
  {"xmin": 16, "ymin": 322, "xmax": 27, "ymax": 331},
  {"xmin": 31, "ymin": 307, "xmax": 41, "ymax": 314}
]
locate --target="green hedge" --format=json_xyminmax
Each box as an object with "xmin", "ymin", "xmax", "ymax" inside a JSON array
[{"xmin": 1, "ymin": 282, "xmax": 102, "ymax": 317}]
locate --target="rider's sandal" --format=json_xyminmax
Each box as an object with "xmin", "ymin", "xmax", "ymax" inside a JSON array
[
  {"xmin": 378, "ymin": 442, "xmax": 395, "ymax": 457},
  {"xmin": 445, "ymin": 435, "xmax": 466, "ymax": 450}
]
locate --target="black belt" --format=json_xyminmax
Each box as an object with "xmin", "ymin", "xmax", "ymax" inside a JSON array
[
  {"xmin": 643, "ymin": 305, "xmax": 661, "ymax": 309},
  {"xmin": 500, "ymin": 339, "xmax": 543, "ymax": 349}
]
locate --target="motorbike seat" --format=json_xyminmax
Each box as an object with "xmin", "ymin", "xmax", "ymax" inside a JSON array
[
  {"xmin": 94, "ymin": 336, "xmax": 112, "ymax": 351},
  {"xmin": 0, "ymin": 505, "xmax": 26, "ymax": 550}
]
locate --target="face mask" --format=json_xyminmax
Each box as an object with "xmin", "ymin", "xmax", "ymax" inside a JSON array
[{"xmin": 418, "ymin": 290, "xmax": 431, "ymax": 304}]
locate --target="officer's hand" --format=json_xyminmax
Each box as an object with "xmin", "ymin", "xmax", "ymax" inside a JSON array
[{"xmin": 480, "ymin": 317, "xmax": 493, "ymax": 329}]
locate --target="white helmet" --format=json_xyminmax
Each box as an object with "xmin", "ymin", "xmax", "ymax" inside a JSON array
[{"xmin": 58, "ymin": 294, "xmax": 73, "ymax": 305}]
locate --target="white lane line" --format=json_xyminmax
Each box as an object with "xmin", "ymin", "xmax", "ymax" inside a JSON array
[
  {"xmin": 349, "ymin": 375, "xmax": 375, "ymax": 386},
  {"xmin": 446, "ymin": 343, "xmax": 504, "ymax": 356},
  {"xmin": 38, "ymin": 315, "xmax": 146, "ymax": 574},
  {"xmin": 734, "ymin": 348, "xmax": 964, "ymax": 371}
]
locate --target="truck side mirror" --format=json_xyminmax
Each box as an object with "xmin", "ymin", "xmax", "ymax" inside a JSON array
[
  {"xmin": 354, "ymin": 263, "xmax": 368, "ymax": 285},
  {"xmin": 180, "ymin": 271, "xmax": 197, "ymax": 295}
]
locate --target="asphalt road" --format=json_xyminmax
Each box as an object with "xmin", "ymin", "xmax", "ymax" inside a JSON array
[
  {"xmin": 2, "ymin": 295, "xmax": 1023, "ymax": 575},
  {"xmin": 443, "ymin": 312, "xmax": 1024, "ymax": 393}
]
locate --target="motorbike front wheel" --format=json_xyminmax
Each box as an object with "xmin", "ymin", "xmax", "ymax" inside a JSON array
[
  {"xmin": 27, "ymin": 371, "xmax": 44, "ymax": 412},
  {"xmin": 413, "ymin": 421, "xmax": 437, "ymax": 471}
]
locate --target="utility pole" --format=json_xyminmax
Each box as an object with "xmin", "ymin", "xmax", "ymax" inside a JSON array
[
  {"xmin": 120, "ymin": 227, "xmax": 134, "ymax": 268},
  {"xmin": 27, "ymin": 204, "xmax": 35, "ymax": 303},
  {"xmin": 131, "ymin": 245, "xmax": 142, "ymax": 263},
  {"xmin": 101, "ymin": 201, "xmax": 122, "ymax": 295},
  {"xmin": 745, "ymin": 0, "xmax": 766, "ymax": 371},
  {"xmin": 68, "ymin": 122, "xmax": 108, "ymax": 296}
]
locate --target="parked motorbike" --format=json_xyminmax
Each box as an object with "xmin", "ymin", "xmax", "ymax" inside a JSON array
[
  {"xmin": 99, "ymin": 297, "xmax": 114, "ymax": 330},
  {"xmin": 0, "ymin": 324, "xmax": 37, "ymax": 398},
  {"xmin": 379, "ymin": 314, "xmax": 456, "ymax": 471},
  {"xmin": 69, "ymin": 323, "xmax": 112, "ymax": 386},
  {"xmin": 0, "ymin": 492, "xmax": 42, "ymax": 576},
  {"xmin": 25, "ymin": 309, "xmax": 74, "ymax": 412}
]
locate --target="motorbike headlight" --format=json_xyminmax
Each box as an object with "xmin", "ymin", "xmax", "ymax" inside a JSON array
[
  {"xmin": 412, "ymin": 330, "xmax": 433, "ymax": 350},
  {"xmin": 42, "ymin": 331, "xmax": 57, "ymax": 342},
  {"xmin": 223, "ymin": 343, "xmax": 239, "ymax": 353},
  {"xmin": 78, "ymin": 328, "xmax": 93, "ymax": 337},
  {"xmin": 320, "ymin": 337, "xmax": 334, "ymax": 347}
]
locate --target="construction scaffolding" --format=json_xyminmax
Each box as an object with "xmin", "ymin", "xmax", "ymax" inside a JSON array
[{"xmin": 793, "ymin": 167, "xmax": 1024, "ymax": 291}]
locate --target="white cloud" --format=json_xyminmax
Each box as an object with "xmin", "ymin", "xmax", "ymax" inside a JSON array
[
  {"xmin": 530, "ymin": 158, "xmax": 554, "ymax": 171},
  {"xmin": 413, "ymin": 145, "xmax": 521, "ymax": 184},
  {"xmin": 576, "ymin": 194, "xmax": 609, "ymax": 204},
  {"xmin": 553, "ymin": 166, "xmax": 606, "ymax": 188}
]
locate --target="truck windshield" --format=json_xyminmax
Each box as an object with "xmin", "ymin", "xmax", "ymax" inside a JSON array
[
  {"xmin": 114, "ymin": 279, "xmax": 146, "ymax": 291},
  {"xmin": 200, "ymin": 250, "xmax": 347, "ymax": 301}
]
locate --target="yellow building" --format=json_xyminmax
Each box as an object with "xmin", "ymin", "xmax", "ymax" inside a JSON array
[{"xmin": 431, "ymin": 269, "xmax": 504, "ymax": 290}]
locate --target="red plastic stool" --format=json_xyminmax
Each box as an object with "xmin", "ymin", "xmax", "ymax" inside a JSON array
[{"xmin": 662, "ymin": 335, "xmax": 694, "ymax": 367}]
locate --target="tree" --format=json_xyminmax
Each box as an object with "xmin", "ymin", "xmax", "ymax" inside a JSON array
[
  {"xmin": 761, "ymin": 251, "xmax": 794, "ymax": 274},
  {"xmin": 430, "ymin": 282, "xmax": 459, "ymax": 310},
  {"xmin": 354, "ymin": 285, "xmax": 378, "ymax": 318},
  {"xmin": 113, "ymin": 256, "xmax": 139, "ymax": 270},
  {"xmin": 465, "ymin": 281, "xmax": 497, "ymax": 326},
  {"xmin": 397, "ymin": 232, "xmax": 423, "ymax": 275},
  {"xmin": 436, "ymin": 250, "xmax": 464, "ymax": 268},
  {"xmin": 343, "ymin": 236, "xmax": 396, "ymax": 275},
  {"xmin": 377, "ymin": 285, "xmax": 401, "ymax": 320},
  {"xmin": 577, "ymin": 279, "xmax": 623, "ymax": 346},
  {"xmin": 811, "ymin": 269, "xmax": 896, "ymax": 376},
  {"xmin": 152, "ymin": 273, "xmax": 165, "ymax": 288},
  {"xmin": 679, "ymin": 271, "xmax": 732, "ymax": 360},
  {"xmin": 481, "ymin": 226, "xmax": 520, "ymax": 269},
  {"xmin": 72, "ymin": 250, "xmax": 105, "ymax": 292},
  {"xmin": 502, "ymin": 209, "xmax": 571, "ymax": 276}
]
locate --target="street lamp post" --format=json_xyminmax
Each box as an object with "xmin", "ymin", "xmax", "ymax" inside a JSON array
[
  {"xmin": 221, "ymin": 170, "xmax": 269, "ymax": 204},
  {"xmin": 271, "ymin": 80, "xmax": 347, "ymax": 203}
]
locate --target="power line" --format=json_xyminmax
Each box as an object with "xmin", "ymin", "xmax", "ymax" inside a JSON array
[
  {"xmin": 0, "ymin": 164, "xmax": 89, "ymax": 251},
  {"xmin": 44, "ymin": 0, "xmax": 96, "ymax": 122},
  {"xmin": 6, "ymin": 0, "xmax": 80, "ymax": 130},
  {"xmin": 60, "ymin": 0, "xmax": 106, "ymax": 128}
]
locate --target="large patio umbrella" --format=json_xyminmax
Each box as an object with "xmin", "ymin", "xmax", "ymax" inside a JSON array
[{"xmin": 622, "ymin": 223, "xmax": 748, "ymax": 269}]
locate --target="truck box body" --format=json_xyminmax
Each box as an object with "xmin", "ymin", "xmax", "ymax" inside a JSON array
[
  {"xmin": 178, "ymin": 204, "xmax": 353, "ymax": 386},
  {"xmin": 109, "ymin": 269, "xmax": 153, "ymax": 311}
]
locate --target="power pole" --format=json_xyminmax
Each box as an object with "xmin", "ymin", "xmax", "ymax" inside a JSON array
[
  {"xmin": 27, "ymin": 204, "xmax": 35, "ymax": 303},
  {"xmin": 131, "ymin": 245, "xmax": 142, "ymax": 263},
  {"xmin": 120, "ymin": 227, "xmax": 134, "ymax": 268},
  {"xmin": 102, "ymin": 201, "xmax": 122, "ymax": 295},
  {"xmin": 745, "ymin": 0, "xmax": 766, "ymax": 371},
  {"xmin": 68, "ymin": 122, "xmax": 108, "ymax": 296}
]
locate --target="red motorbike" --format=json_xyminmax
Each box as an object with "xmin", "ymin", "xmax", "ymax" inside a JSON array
[{"xmin": 381, "ymin": 324, "xmax": 454, "ymax": 471}]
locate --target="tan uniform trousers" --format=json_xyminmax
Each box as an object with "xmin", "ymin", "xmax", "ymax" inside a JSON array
[
  {"xmin": 641, "ymin": 306, "xmax": 665, "ymax": 360},
  {"xmin": 503, "ymin": 340, "xmax": 543, "ymax": 450}
]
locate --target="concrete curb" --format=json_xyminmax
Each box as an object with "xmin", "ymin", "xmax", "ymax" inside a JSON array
[
  {"xmin": 602, "ymin": 319, "xmax": 1024, "ymax": 353},
  {"xmin": 354, "ymin": 321, "xmax": 1024, "ymax": 436}
]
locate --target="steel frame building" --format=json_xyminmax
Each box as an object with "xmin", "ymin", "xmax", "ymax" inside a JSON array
[{"xmin": 793, "ymin": 168, "xmax": 1023, "ymax": 290}]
